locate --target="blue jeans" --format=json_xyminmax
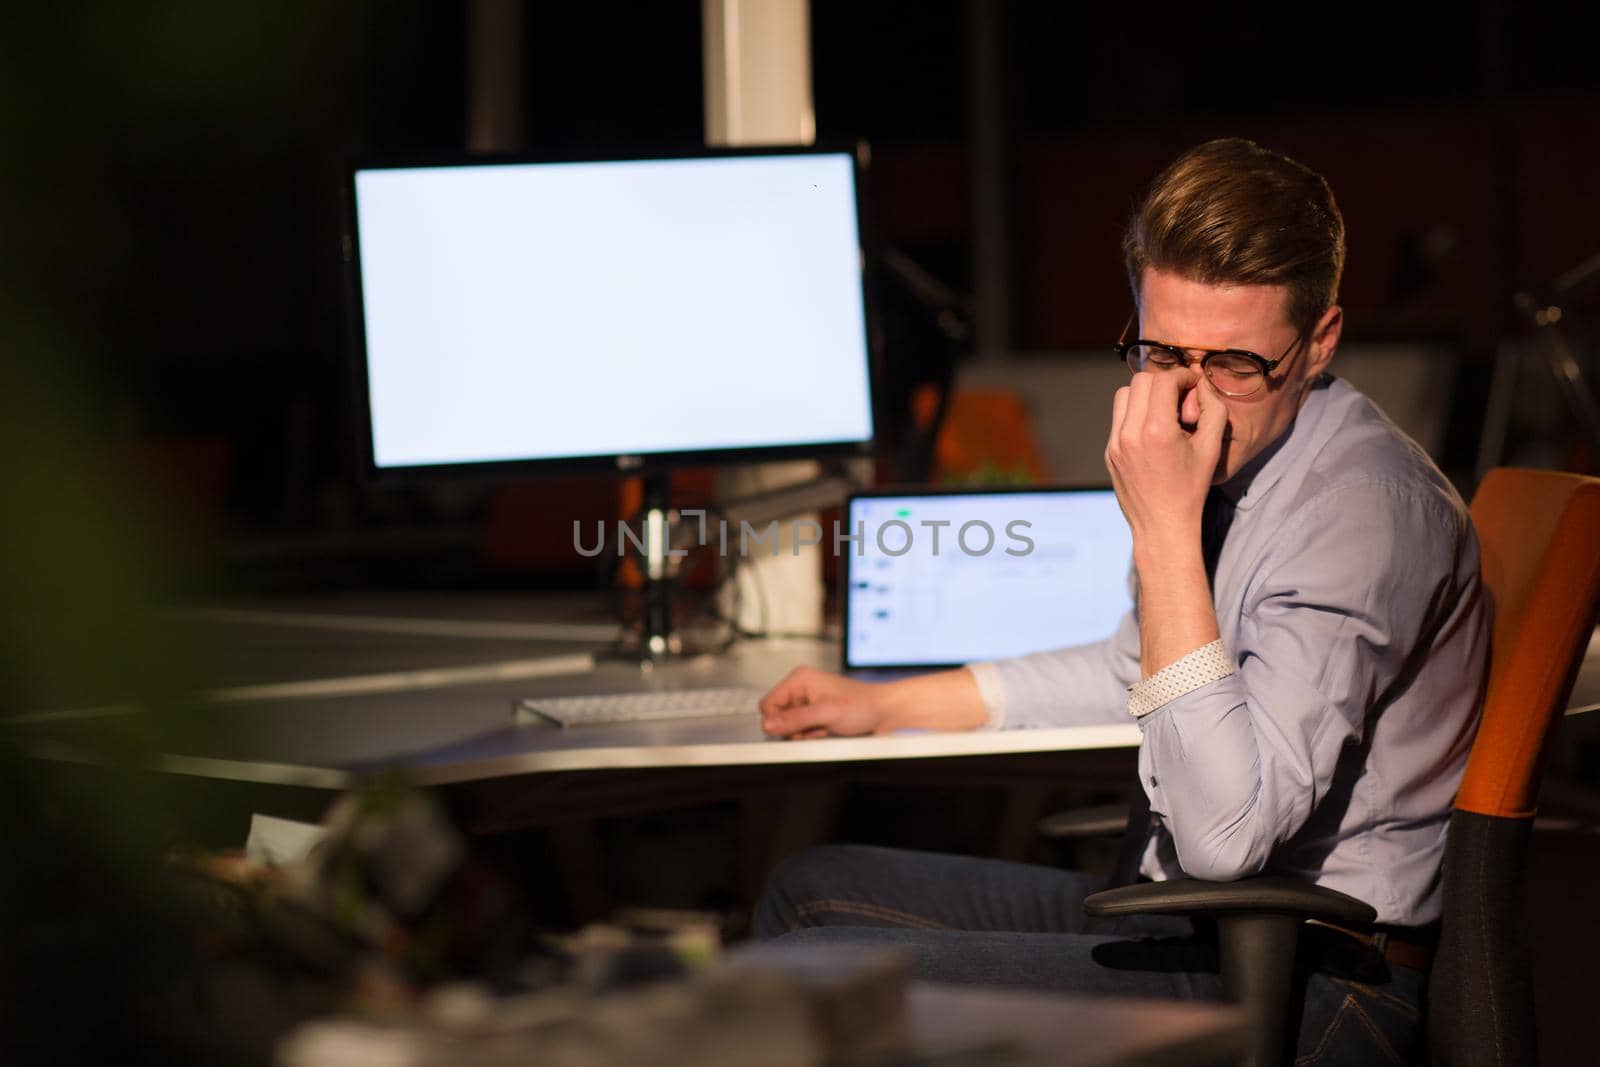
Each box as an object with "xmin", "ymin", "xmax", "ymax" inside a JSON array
[{"xmin": 755, "ymin": 845, "xmax": 1425, "ymax": 1065}]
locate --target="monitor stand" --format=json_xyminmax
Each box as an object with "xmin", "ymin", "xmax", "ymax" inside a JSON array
[
  {"xmin": 604, "ymin": 472, "xmax": 716, "ymax": 663},
  {"xmin": 602, "ymin": 464, "xmax": 860, "ymax": 664}
]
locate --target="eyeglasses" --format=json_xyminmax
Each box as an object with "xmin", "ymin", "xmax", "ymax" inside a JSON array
[{"xmin": 1112, "ymin": 313, "xmax": 1308, "ymax": 398}]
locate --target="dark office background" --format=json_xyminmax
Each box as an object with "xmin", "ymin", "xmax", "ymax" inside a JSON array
[
  {"xmin": 6, "ymin": 0, "xmax": 1600, "ymax": 592},
  {"xmin": 4, "ymin": 6, "xmax": 1600, "ymax": 1063}
]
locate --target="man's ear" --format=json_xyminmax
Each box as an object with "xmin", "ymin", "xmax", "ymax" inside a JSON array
[{"xmin": 1305, "ymin": 304, "xmax": 1342, "ymax": 378}]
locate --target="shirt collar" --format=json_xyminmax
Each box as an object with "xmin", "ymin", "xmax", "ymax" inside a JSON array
[{"xmin": 1216, "ymin": 374, "xmax": 1333, "ymax": 510}]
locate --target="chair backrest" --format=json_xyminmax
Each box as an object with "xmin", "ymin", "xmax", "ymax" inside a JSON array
[
  {"xmin": 1431, "ymin": 468, "xmax": 1600, "ymax": 1067},
  {"xmin": 1458, "ymin": 468, "xmax": 1600, "ymax": 819}
]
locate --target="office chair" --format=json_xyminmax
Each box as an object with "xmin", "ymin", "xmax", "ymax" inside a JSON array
[{"xmin": 1079, "ymin": 468, "xmax": 1600, "ymax": 1067}]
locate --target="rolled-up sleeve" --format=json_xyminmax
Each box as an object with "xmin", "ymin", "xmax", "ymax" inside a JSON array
[
  {"xmin": 1135, "ymin": 481, "xmax": 1466, "ymax": 881},
  {"xmin": 965, "ymin": 603, "xmax": 1143, "ymax": 729}
]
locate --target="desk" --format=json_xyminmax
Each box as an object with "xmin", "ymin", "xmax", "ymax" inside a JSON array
[
  {"xmin": 17, "ymin": 593, "xmax": 1600, "ymax": 908},
  {"xmin": 20, "ymin": 591, "xmax": 1599, "ymax": 782},
  {"xmin": 12, "ymin": 593, "xmax": 1149, "ymax": 913},
  {"xmin": 20, "ymin": 592, "xmax": 1140, "ymax": 789}
]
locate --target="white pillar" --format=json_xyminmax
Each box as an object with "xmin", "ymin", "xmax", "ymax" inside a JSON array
[
  {"xmin": 702, "ymin": 0, "xmax": 826, "ymax": 636},
  {"xmin": 703, "ymin": 0, "xmax": 816, "ymax": 147}
]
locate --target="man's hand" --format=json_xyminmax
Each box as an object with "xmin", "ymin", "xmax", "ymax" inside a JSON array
[
  {"xmin": 761, "ymin": 666, "xmax": 991, "ymax": 739},
  {"xmin": 1105, "ymin": 367, "xmax": 1227, "ymax": 677},
  {"xmin": 759, "ymin": 666, "xmax": 891, "ymax": 739},
  {"xmin": 1105, "ymin": 368, "xmax": 1229, "ymax": 548}
]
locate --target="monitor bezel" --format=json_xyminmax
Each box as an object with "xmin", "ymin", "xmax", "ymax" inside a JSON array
[
  {"xmin": 840, "ymin": 483, "xmax": 1125, "ymax": 672},
  {"xmin": 341, "ymin": 142, "xmax": 882, "ymax": 484}
]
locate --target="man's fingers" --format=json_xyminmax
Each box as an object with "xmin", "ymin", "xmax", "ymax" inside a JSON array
[
  {"xmin": 757, "ymin": 684, "xmax": 794, "ymax": 717},
  {"xmin": 1144, "ymin": 367, "xmax": 1198, "ymax": 431},
  {"xmin": 762, "ymin": 700, "xmax": 840, "ymax": 737},
  {"xmin": 1121, "ymin": 372, "xmax": 1153, "ymax": 443},
  {"xmin": 1194, "ymin": 376, "xmax": 1231, "ymax": 441},
  {"xmin": 758, "ymin": 666, "xmax": 816, "ymax": 715},
  {"xmin": 1124, "ymin": 369, "xmax": 1201, "ymax": 446},
  {"xmin": 1186, "ymin": 378, "xmax": 1231, "ymax": 478},
  {"xmin": 1107, "ymin": 385, "xmax": 1130, "ymax": 483},
  {"xmin": 1179, "ymin": 378, "xmax": 1202, "ymax": 429},
  {"xmin": 1108, "ymin": 386, "xmax": 1130, "ymax": 454}
]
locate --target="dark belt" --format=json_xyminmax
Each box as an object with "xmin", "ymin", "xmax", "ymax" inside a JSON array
[{"xmin": 1305, "ymin": 919, "xmax": 1436, "ymax": 973}]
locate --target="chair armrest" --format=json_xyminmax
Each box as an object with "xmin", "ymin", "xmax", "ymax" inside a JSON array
[
  {"xmin": 1083, "ymin": 875, "xmax": 1376, "ymax": 926},
  {"xmin": 1036, "ymin": 803, "xmax": 1131, "ymax": 839},
  {"xmin": 1084, "ymin": 878, "xmax": 1376, "ymax": 1067}
]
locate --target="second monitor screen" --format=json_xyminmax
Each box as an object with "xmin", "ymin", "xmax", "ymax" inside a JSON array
[{"xmin": 845, "ymin": 491, "xmax": 1135, "ymax": 668}]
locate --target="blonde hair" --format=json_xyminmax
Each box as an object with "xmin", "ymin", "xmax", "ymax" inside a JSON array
[{"xmin": 1123, "ymin": 138, "xmax": 1346, "ymax": 334}]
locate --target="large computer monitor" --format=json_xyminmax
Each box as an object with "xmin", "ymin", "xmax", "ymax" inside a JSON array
[
  {"xmin": 344, "ymin": 146, "xmax": 876, "ymax": 479},
  {"xmin": 343, "ymin": 146, "xmax": 877, "ymax": 657}
]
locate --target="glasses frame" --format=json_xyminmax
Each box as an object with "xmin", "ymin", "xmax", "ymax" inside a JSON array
[{"xmin": 1112, "ymin": 312, "xmax": 1309, "ymax": 398}]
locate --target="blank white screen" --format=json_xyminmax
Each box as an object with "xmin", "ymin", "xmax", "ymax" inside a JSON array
[
  {"xmin": 845, "ymin": 491, "xmax": 1134, "ymax": 667},
  {"xmin": 353, "ymin": 154, "xmax": 874, "ymax": 469}
]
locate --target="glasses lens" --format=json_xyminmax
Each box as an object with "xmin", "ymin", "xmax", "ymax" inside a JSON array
[
  {"xmin": 1126, "ymin": 344, "xmax": 1183, "ymax": 373},
  {"xmin": 1204, "ymin": 354, "xmax": 1264, "ymax": 396}
]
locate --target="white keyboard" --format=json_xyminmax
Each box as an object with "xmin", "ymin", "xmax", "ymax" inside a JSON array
[{"xmin": 516, "ymin": 686, "xmax": 765, "ymax": 727}]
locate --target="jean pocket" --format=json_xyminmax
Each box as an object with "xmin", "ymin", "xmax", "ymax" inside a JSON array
[{"xmin": 1295, "ymin": 978, "xmax": 1419, "ymax": 1066}]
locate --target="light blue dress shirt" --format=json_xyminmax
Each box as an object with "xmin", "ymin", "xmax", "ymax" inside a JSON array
[{"xmin": 967, "ymin": 376, "xmax": 1490, "ymax": 925}]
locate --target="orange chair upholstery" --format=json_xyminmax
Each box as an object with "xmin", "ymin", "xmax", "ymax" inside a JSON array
[
  {"xmin": 1454, "ymin": 469, "xmax": 1600, "ymax": 819},
  {"xmin": 1429, "ymin": 469, "xmax": 1600, "ymax": 1066}
]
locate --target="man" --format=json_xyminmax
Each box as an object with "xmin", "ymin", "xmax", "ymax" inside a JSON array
[{"xmin": 754, "ymin": 139, "xmax": 1489, "ymax": 1063}]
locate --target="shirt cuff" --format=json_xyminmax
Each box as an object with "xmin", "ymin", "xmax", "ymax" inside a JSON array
[
  {"xmin": 963, "ymin": 662, "xmax": 1006, "ymax": 730},
  {"xmin": 1127, "ymin": 639, "xmax": 1234, "ymax": 719}
]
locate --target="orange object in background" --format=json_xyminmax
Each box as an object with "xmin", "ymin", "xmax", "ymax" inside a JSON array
[{"xmin": 911, "ymin": 383, "xmax": 1046, "ymax": 485}]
